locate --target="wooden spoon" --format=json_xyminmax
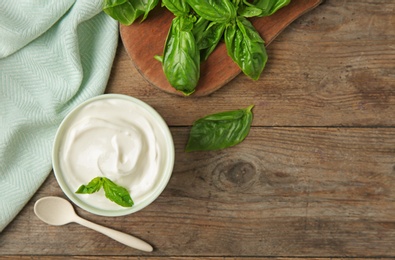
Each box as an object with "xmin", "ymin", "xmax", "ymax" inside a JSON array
[
  {"xmin": 120, "ymin": 0, "xmax": 323, "ymax": 97},
  {"xmin": 34, "ymin": 196, "xmax": 153, "ymax": 252}
]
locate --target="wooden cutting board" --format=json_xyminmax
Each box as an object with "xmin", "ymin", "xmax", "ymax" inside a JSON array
[{"xmin": 120, "ymin": 0, "xmax": 323, "ymax": 97}]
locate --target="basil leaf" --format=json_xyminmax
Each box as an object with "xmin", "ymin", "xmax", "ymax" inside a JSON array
[
  {"xmin": 75, "ymin": 177, "xmax": 103, "ymax": 194},
  {"xmin": 197, "ymin": 22, "xmax": 226, "ymax": 61},
  {"xmin": 186, "ymin": 0, "xmax": 237, "ymax": 23},
  {"xmin": 238, "ymin": 0, "xmax": 291, "ymax": 17},
  {"xmin": 231, "ymin": 0, "xmax": 241, "ymax": 6},
  {"xmin": 186, "ymin": 105, "xmax": 254, "ymax": 152},
  {"xmin": 161, "ymin": 16, "xmax": 200, "ymax": 95},
  {"xmin": 225, "ymin": 17, "xmax": 268, "ymax": 80},
  {"xmin": 75, "ymin": 177, "xmax": 134, "ymax": 208},
  {"xmin": 142, "ymin": 0, "xmax": 160, "ymax": 21},
  {"xmin": 192, "ymin": 16, "xmax": 210, "ymax": 44},
  {"xmin": 102, "ymin": 178, "xmax": 134, "ymax": 208},
  {"xmin": 103, "ymin": 0, "xmax": 159, "ymax": 25},
  {"xmin": 237, "ymin": 3, "xmax": 263, "ymax": 18},
  {"xmin": 255, "ymin": 0, "xmax": 291, "ymax": 16},
  {"xmin": 161, "ymin": 0, "xmax": 190, "ymax": 17}
]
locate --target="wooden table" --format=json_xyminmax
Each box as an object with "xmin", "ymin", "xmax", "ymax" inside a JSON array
[{"xmin": 2, "ymin": 0, "xmax": 395, "ymax": 259}]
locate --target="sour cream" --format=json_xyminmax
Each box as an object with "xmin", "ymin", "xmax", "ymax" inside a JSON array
[{"xmin": 53, "ymin": 94, "xmax": 174, "ymax": 215}]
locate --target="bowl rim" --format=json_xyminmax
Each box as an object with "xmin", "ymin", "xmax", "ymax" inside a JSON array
[{"xmin": 52, "ymin": 93, "xmax": 175, "ymax": 216}]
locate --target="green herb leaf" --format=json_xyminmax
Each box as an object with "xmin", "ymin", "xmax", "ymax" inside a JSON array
[
  {"xmin": 196, "ymin": 21, "xmax": 226, "ymax": 61},
  {"xmin": 75, "ymin": 177, "xmax": 134, "ymax": 208},
  {"xmin": 161, "ymin": 16, "xmax": 200, "ymax": 95},
  {"xmin": 238, "ymin": 0, "xmax": 291, "ymax": 18},
  {"xmin": 75, "ymin": 177, "xmax": 103, "ymax": 194},
  {"xmin": 225, "ymin": 17, "xmax": 268, "ymax": 80},
  {"xmin": 103, "ymin": 0, "xmax": 159, "ymax": 25},
  {"xmin": 102, "ymin": 178, "xmax": 134, "ymax": 207},
  {"xmin": 186, "ymin": 0, "xmax": 237, "ymax": 23},
  {"xmin": 161, "ymin": 0, "xmax": 190, "ymax": 17},
  {"xmin": 186, "ymin": 105, "xmax": 254, "ymax": 151},
  {"xmin": 142, "ymin": 0, "xmax": 160, "ymax": 21},
  {"xmin": 192, "ymin": 16, "xmax": 210, "ymax": 44}
]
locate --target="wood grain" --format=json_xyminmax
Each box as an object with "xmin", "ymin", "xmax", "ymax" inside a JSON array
[
  {"xmin": 0, "ymin": 258, "xmax": 390, "ymax": 260},
  {"xmin": 120, "ymin": 0, "xmax": 323, "ymax": 97},
  {"xmin": 1, "ymin": 127, "xmax": 395, "ymax": 257},
  {"xmin": 0, "ymin": 258, "xmax": 389, "ymax": 260}
]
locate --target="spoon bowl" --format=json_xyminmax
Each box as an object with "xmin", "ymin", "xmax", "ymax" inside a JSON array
[
  {"xmin": 34, "ymin": 196, "xmax": 153, "ymax": 252},
  {"xmin": 34, "ymin": 196, "xmax": 74, "ymax": 226}
]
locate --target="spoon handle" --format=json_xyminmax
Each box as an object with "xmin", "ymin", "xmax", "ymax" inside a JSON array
[{"xmin": 74, "ymin": 216, "xmax": 153, "ymax": 252}]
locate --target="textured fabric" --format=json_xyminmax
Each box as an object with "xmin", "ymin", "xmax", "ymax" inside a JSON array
[{"xmin": 0, "ymin": 0, "xmax": 119, "ymax": 231}]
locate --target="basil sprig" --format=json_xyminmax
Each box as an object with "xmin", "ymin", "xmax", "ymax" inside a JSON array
[
  {"xmin": 225, "ymin": 16, "xmax": 268, "ymax": 80},
  {"xmin": 186, "ymin": 105, "xmax": 254, "ymax": 151},
  {"xmin": 103, "ymin": 0, "xmax": 291, "ymax": 94},
  {"xmin": 76, "ymin": 177, "xmax": 134, "ymax": 208}
]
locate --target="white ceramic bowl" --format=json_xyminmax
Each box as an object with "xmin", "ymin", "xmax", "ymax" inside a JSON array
[{"xmin": 52, "ymin": 94, "xmax": 174, "ymax": 216}]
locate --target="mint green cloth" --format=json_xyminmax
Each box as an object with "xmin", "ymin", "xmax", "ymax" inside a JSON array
[{"xmin": 0, "ymin": 0, "xmax": 119, "ymax": 231}]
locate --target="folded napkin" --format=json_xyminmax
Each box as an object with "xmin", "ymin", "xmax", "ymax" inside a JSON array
[{"xmin": 0, "ymin": 0, "xmax": 119, "ymax": 231}]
